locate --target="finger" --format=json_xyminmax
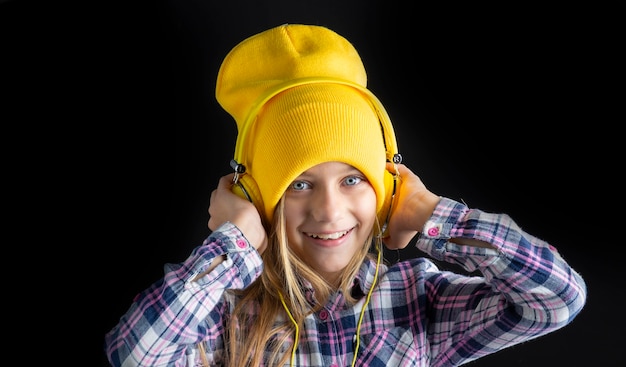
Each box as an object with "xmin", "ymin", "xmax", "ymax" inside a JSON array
[
  {"xmin": 217, "ymin": 173, "xmax": 236, "ymax": 190},
  {"xmin": 383, "ymin": 231, "xmax": 415, "ymax": 250},
  {"xmin": 209, "ymin": 188, "xmax": 217, "ymax": 208}
]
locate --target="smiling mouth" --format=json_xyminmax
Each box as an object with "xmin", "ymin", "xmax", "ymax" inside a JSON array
[{"xmin": 305, "ymin": 229, "xmax": 351, "ymax": 240}]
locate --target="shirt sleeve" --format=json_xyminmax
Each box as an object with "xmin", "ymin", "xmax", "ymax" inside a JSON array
[
  {"xmin": 104, "ymin": 222, "xmax": 263, "ymax": 367},
  {"xmin": 415, "ymin": 197, "xmax": 587, "ymax": 365}
]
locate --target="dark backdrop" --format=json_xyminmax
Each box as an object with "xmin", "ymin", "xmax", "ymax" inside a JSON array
[{"xmin": 2, "ymin": 1, "xmax": 622, "ymax": 365}]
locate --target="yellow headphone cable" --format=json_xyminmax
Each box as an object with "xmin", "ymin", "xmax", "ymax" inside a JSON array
[{"xmin": 279, "ymin": 239, "xmax": 382, "ymax": 367}]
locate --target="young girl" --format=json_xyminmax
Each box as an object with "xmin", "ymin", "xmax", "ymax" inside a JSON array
[{"xmin": 104, "ymin": 24, "xmax": 587, "ymax": 367}]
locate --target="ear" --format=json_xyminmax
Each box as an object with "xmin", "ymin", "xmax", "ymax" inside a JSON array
[
  {"xmin": 232, "ymin": 173, "xmax": 264, "ymax": 214},
  {"xmin": 376, "ymin": 166, "xmax": 400, "ymax": 238}
]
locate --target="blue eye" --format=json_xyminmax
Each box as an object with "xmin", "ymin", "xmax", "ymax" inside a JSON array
[
  {"xmin": 344, "ymin": 176, "xmax": 363, "ymax": 186},
  {"xmin": 291, "ymin": 181, "xmax": 310, "ymax": 191}
]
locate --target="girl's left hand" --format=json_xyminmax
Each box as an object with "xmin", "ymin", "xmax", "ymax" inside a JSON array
[{"xmin": 382, "ymin": 164, "xmax": 440, "ymax": 250}]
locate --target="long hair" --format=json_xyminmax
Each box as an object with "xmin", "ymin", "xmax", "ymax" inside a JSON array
[{"xmin": 217, "ymin": 196, "xmax": 380, "ymax": 366}]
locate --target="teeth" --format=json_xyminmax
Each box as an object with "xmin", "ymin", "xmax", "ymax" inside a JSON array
[{"xmin": 307, "ymin": 230, "xmax": 349, "ymax": 240}]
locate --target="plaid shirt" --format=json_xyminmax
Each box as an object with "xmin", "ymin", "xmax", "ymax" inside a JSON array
[{"xmin": 105, "ymin": 197, "xmax": 587, "ymax": 366}]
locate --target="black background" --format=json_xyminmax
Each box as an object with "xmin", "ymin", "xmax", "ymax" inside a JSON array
[{"xmin": 2, "ymin": 0, "xmax": 624, "ymax": 365}]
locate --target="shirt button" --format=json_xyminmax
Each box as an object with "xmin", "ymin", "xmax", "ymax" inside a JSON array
[
  {"xmin": 427, "ymin": 226, "xmax": 439, "ymax": 236},
  {"xmin": 236, "ymin": 239, "xmax": 247, "ymax": 248},
  {"xmin": 319, "ymin": 310, "xmax": 329, "ymax": 320}
]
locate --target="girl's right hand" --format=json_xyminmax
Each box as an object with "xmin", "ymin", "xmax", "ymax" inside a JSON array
[{"xmin": 208, "ymin": 173, "xmax": 268, "ymax": 254}]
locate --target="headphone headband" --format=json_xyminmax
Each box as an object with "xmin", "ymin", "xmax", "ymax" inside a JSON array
[{"xmin": 233, "ymin": 77, "xmax": 399, "ymax": 167}]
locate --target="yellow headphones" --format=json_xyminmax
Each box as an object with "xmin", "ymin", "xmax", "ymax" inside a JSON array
[
  {"xmin": 227, "ymin": 78, "xmax": 399, "ymax": 366},
  {"xmin": 229, "ymin": 77, "xmax": 401, "ymax": 237}
]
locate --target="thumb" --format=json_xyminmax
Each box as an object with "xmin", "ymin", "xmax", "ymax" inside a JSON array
[{"xmin": 382, "ymin": 228, "xmax": 418, "ymax": 250}]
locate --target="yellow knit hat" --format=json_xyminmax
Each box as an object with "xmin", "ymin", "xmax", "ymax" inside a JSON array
[{"xmin": 216, "ymin": 24, "xmax": 399, "ymax": 224}]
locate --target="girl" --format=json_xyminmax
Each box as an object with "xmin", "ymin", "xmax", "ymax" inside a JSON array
[{"xmin": 104, "ymin": 24, "xmax": 587, "ymax": 367}]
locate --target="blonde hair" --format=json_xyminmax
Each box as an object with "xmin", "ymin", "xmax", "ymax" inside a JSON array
[{"xmin": 202, "ymin": 196, "xmax": 381, "ymax": 366}]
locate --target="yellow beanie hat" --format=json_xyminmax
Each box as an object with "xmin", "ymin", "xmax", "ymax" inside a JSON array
[{"xmin": 216, "ymin": 24, "xmax": 399, "ymax": 223}]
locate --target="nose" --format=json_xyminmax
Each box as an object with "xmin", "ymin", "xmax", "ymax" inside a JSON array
[{"xmin": 310, "ymin": 185, "xmax": 343, "ymax": 222}]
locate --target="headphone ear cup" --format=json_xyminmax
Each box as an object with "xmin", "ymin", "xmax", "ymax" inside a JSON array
[
  {"xmin": 377, "ymin": 168, "xmax": 398, "ymax": 237},
  {"xmin": 232, "ymin": 174, "xmax": 265, "ymax": 215}
]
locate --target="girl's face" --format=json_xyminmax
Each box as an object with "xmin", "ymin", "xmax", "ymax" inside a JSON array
[{"xmin": 283, "ymin": 161, "xmax": 377, "ymax": 285}]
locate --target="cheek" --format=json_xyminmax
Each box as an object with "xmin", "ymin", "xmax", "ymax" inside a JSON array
[
  {"xmin": 283, "ymin": 200, "xmax": 304, "ymax": 232},
  {"xmin": 283, "ymin": 199, "xmax": 301, "ymax": 220},
  {"xmin": 352, "ymin": 188, "xmax": 378, "ymax": 228}
]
